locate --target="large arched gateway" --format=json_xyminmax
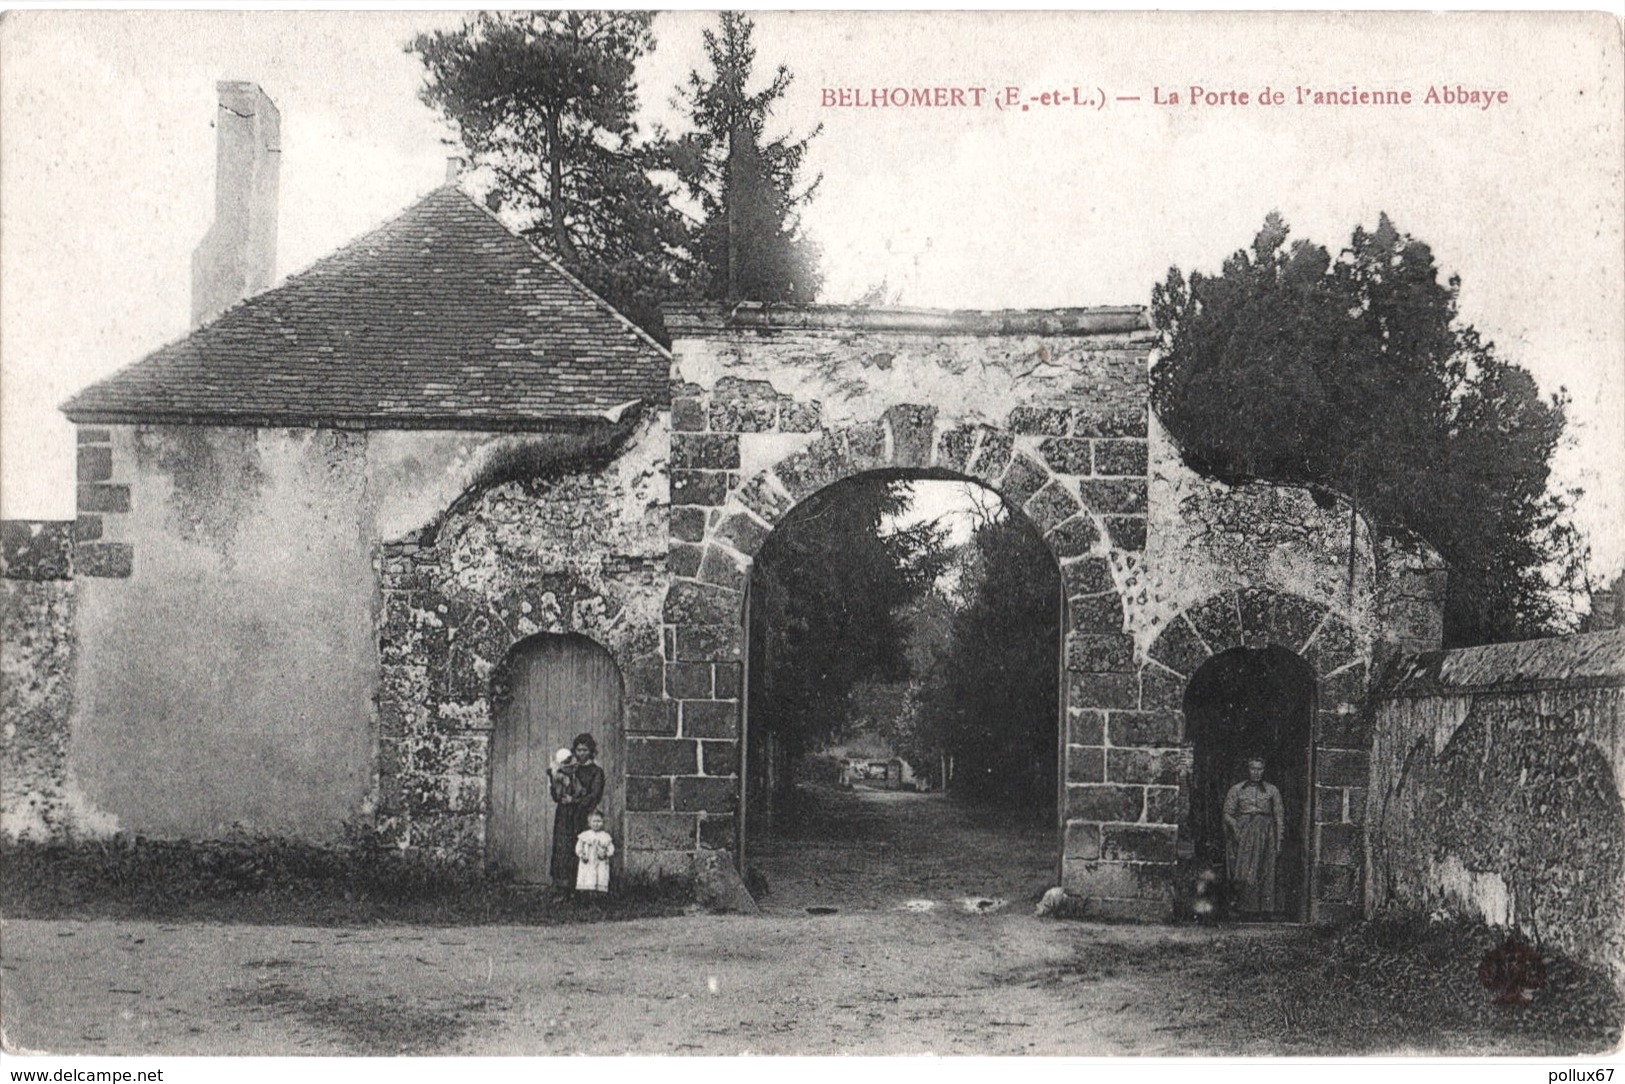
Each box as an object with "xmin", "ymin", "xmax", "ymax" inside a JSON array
[
  {"xmin": 48, "ymin": 177, "xmax": 1449, "ymax": 923},
  {"xmin": 633, "ymin": 304, "xmax": 1443, "ymax": 920},
  {"xmin": 738, "ymin": 469, "xmax": 1067, "ymax": 906},
  {"xmin": 653, "ymin": 305, "xmax": 1166, "ymax": 913}
]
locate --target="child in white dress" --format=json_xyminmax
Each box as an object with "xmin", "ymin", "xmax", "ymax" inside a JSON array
[{"xmin": 574, "ymin": 809, "xmax": 614, "ymax": 895}]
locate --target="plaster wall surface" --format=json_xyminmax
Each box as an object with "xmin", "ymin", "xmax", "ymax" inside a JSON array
[
  {"xmin": 672, "ymin": 323, "xmax": 1149, "ymax": 435},
  {"xmin": 68, "ymin": 425, "xmax": 377, "ymax": 839},
  {"xmin": 366, "ymin": 427, "xmax": 644, "ymax": 543},
  {"xmin": 1369, "ymin": 631, "xmax": 1625, "ymax": 980}
]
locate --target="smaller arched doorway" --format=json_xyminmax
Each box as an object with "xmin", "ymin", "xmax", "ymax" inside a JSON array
[
  {"xmin": 1185, "ymin": 646, "xmax": 1315, "ymax": 921},
  {"xmin": 489, "ymin": 633, "xmax": 625, "ymax": 884}
]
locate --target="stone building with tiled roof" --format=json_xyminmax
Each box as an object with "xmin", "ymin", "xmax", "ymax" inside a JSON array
[
  {"xmin": 44, "ymin": 85, "xmax": 674, "ymax": 879},
  {"xmin": 7, "ymin": 81, "xmax": 1499, "ymax": 929}
]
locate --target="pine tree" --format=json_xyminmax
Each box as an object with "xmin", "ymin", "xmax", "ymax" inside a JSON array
[
  {"xmin": 748, "ymin": 478, "xmax": 948, "ymax": 808},
  {"xmin": 922, "ymin": 510, "xmax": 1061, "ymax": 808},
  {"xmin": 409, "ymin": 12, "xmax": 691, "ymax": 339},
  {"xmin": 674, "ymin": 13, "xmax": 822, "ymax": 303},
  {"xmin": 1151, "ymin": 214, "xmax": 1585, "ymax": 646}
]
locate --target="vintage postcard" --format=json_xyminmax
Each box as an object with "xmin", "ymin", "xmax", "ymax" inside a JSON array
[{"xmin": 1, "ymin": 8, "xmax": 1621, "ymax": 1074}]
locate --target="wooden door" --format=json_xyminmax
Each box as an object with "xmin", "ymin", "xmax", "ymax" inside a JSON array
[{"xmin": 489, "ymin": 634, "xmax": 623, "ymax": 883}]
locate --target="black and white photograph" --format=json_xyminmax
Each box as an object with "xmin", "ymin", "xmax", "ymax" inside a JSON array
[{"xmin": 1, "ymin": 7, "xmax": 1622, "ymax": 1070}]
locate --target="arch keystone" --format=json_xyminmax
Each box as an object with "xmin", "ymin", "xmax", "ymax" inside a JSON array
[
  {"xmin": 1244, "ymin": 589, "xmax": 1329, "ymax": 652},
  {"xmin": 882, "ymin": 403, "xmax": 938, "ymax": 467}
]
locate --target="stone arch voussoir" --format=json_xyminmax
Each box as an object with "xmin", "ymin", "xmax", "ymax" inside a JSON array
[
  {"xmin": 662, "ymin": 393, "xmax": 1151, "ymax": 878},
  {"xmin": 1121, "ymin": 587, "xmax": 1374, "ymax": 923}
]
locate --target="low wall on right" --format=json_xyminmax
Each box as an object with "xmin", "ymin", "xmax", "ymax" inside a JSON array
[{"xmin": 1368, "ymin": 630, "xmax": 1625, "ymax": 981}]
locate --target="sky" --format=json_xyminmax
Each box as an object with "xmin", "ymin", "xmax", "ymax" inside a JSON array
[{"xmin": 2, "ymin": 9, "xmax": 1622, "ymax": 578}]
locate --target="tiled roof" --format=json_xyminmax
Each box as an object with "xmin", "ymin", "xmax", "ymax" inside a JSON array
[{"xmin": 63, "ymin": 186, "xmax": 670, "ymax": 428}]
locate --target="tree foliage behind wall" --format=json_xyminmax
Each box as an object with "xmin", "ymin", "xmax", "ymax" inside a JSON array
[
  {"xmin": 921, "ymin": 509, "xmax": 1061, "ymax": 809},
  {"xmin": 1151, "ymin": 214, "xmax": 1585, "ymax": 646},
  {"xmin": 410, "ymin": 12, "xmax": 825, "ymax": 341},
  {"xmin": 674, "ymin": 12, "xmax": 822, "ymax": 304},
  {"xmin": 409, "ymin": 12, "xmax": 693, "ymax": 340},
  {"xmin": 748, "ymin": 477, "xmax": 949, "ymax": 806}
]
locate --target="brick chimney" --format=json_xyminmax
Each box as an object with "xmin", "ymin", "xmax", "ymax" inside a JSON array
[{"xmin": 191, "ymin": 81, "xmax": 280, "ymax": 327}]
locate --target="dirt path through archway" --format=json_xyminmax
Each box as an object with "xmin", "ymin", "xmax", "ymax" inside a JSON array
[{"xmin": 747, "ymin": 783, "xmax": 1057, "ymax": 915}]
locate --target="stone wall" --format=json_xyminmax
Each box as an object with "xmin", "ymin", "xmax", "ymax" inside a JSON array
[
  {"xmin": 371, "ymin": 414, "xmax": 668, "ymax": 864},
  {"xmin": 1097, "ymin": 417, "xmax": 1448, "ymax": 922},
  {"xmin": 1134, "ymin": 587, "xmax": 1370, "ymax": 921},
  {"xmin": 1369, "ymin": 630, "xmax": 1625, "ymax": 978},
  {"xmin": 657, "ymin": 305, "xmax": 1447, "ymax": 918},
  {"xmin": 1, "ymin": 521, "xmax": 86, "ymax": 839},
  {"xmin": 12, "ymin": 303, "xmax": 1455, "ymax": 920}
]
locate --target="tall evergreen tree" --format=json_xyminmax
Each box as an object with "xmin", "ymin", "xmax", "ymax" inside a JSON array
[
  {"xmin": 748, "ymin": 478, "xmax": 948, "ymax": 807},
  {"xmin": 409, "ymin": 12, "xmax": 691, "ymax": 339},
  {"xmin": 921, "ymin": 509, "xmax": 1061, "ymax": 808},
  {"xmin": 1152, "ymin": 214, "xmax": 1585, "ymax": 646},
  {"xmin": 675, "ymin": 12, "xmax": 822, "ymax": 303}
]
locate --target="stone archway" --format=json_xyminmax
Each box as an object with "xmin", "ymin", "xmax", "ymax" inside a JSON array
[
  {"xmin": 650, "ymin": 392, "xmax": 1147, "ymax": 884},
  {"xmin": 736, "ymin": 467, "xmax": 1068, "ymax": 887},
  {"xmin": 1185, "ymin": 645, "xmax": 1317, "ymax": 920},
  {"xmin": 1136, "ymin": 588, "xmax": 1372, "ymax": 923}
]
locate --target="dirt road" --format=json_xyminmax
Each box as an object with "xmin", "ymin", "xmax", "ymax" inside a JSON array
[
  {"xmin": 0, "ymin": 787, "xmax": 1205, "ymax": 1056},
  {"xmin": 746, "ymin": 783, "xmax": 1058, "ymax": 914},
  {"xmin": 8, "ymin": 788, "xmax": 1593, "ymax": 1057},
  {"xmin": 2, "ymin": 908, "xmax": 1254, "ymax": 1056}
]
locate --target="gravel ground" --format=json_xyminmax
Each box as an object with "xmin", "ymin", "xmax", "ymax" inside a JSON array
[
  {"xmin": 2, "ymin": 909, "xmax": 1213, "ymax": 1056},
  {"xmin": 3, "ymin": 787, "xmax": 1611, "ymax": 1057}
]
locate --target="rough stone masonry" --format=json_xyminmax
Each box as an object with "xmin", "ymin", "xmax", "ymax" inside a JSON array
[{"xmin": 6, "ymin": 276, "xmax": 1451, "ymax": 925}]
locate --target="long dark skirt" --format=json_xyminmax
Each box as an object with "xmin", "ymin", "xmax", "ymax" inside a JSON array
[
  {"xmin": 550, "ymin": 802, "xmax": 590, "ymax": 888},
  {"xmin": 1227, "ymin": 814, "xmax": 1278, "ymax": 913}
]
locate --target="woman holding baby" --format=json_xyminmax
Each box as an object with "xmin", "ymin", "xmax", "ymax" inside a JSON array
[{"xmin": 548, "ymin": 732, "xmax": 605, "ymax": 894}]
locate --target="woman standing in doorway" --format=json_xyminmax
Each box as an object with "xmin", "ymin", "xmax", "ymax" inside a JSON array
[
  {"xmin": 1223, "ymin": 756, "xmax": 1285, "ymax": 919},
  {"xmin": 550, "ymin": 732, "xmax": 605, "ymax": 894}
]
